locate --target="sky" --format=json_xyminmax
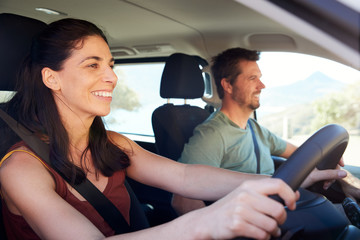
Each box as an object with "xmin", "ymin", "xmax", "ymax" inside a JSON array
[
  {"xmin": 338, "ymin": 0, "xmax": 360, "ymax": 12},
  {"xmin": 258, "ymin": 52, "xmax": 360, "ymax": 88}
]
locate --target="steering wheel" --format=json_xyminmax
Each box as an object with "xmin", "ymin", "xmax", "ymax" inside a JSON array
[
  {"xmin": 272, "ymin": 123, "xmax": 348, "ymax": 191},
  {"xmin": 236, "ymin": 124, "xmax": 349, "ymax": 240}
]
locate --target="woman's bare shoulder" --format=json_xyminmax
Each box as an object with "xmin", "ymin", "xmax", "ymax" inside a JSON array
[
  {"xmin": 107, "ymin": 130, "xmax": 137, "ymax": 150},
  {"xmin": 0, "ymin": 146, "xmax": 55, "ymax": 195},
  {"xmin": 1, "ymin": 146, "xmax": 46, "ymax": 171},
  {"xmin": 0, "ymin": 146, "xmax": 56, "ymax": 215}
]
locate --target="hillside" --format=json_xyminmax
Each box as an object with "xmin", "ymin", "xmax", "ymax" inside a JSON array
[
  {"xmin": 258, "ymin": 71, "xmax": 346, "ymax": 137},
  {"xmin": 259, "ymin": 71, "xmax": 345, "ymax": 117}
]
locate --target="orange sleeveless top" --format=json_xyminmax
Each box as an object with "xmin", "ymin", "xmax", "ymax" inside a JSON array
[{"xmin": 0, "ymin": 142, "xmax": 131, "ymax": 239}]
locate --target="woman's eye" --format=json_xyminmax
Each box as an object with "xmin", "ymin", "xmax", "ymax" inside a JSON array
[{"xmin": 88, "ymin": 63, "xmax": 98, "ymax": 68}]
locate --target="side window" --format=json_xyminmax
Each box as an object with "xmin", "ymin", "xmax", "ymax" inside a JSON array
[
  {"xmin": 104, "ymin": 62, "xmax": 207, "ymax": 141},
  {"xmin": 0, "ymin": 91, "xmax": 15, "ymax": 103},
  {"xmin": 257, "ymin": 52, "xmax": 360, "ymax": 167}
]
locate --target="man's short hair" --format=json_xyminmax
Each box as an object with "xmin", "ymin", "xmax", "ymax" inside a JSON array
[{"xmin": 211, "ymin": 47, "xmax": 260, "ymax": 99}]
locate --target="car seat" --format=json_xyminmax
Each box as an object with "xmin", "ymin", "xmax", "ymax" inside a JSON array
[
  {"xmin": 126, "ymin": 53, "xmax": 212, "ymax": 226},
  {"xmin": 0, "ymin": 13, "xmax": 48, "ymax": 240},
  {"xmin": 152, "ymin": 53, "xmax": 211, "ymax": 161}
]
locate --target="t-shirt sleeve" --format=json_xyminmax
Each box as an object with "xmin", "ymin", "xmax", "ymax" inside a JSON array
[
  {"xmin": 178, "ymin": 124, "xmax": 224, "ymax": 167},
  {"xmin": 268, "ymin": 132, "xmax": 287, "ymax": 156}
]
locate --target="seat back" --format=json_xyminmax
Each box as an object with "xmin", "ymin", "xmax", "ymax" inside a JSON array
[
  {"xmin": 0, "ymin": 13, "xmax": 47, "ymax": 239},
  {"xmin": 152, "ymin": 53, "xmax": 211, "ymax": 160},
  {"xmin": 0, "ymin": 13, "xmax": 47, "ymax": 91},
  {"xmin": 0, "ymin": 13, "xmax": 48, "ymax": 156}
]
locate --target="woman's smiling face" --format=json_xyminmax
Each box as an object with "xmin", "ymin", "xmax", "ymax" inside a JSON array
[{"xmin": 50, "ymin": 35, "xmax": 117, "ymax": 120}]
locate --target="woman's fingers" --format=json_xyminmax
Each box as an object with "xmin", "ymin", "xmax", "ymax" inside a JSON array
[
  {"xmin": 240, "ymin": 178, "xmax": 298, "ymax": 211},
  {"xmin": 234, "ymin": 200, "xmax": 283, "ymax": 237},
  {"xmin": 301, "ymin": 168, "xmax": 347, "ymax": 188},
  {"xmin": 206, "ymin": 178, "xmax": 298, "ymax": 240},
  {"xmin": 339, "ymin": 157, "xmax": 345, "ymax": 167},
  {"xmin": 230, "ymin": 214, "xmax": 279, "ymax": 240},
  {"xmin": 230, "ymin": 179, "xmax": 297, "ymax": 237}
]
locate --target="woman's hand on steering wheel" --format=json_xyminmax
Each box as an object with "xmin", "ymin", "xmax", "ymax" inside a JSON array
[
  {"xmin": 300, "ymin": 167, "xmax": 347, "ymax": 189},
  {"xmin": 200, "ymin": 178, "xmax": 299, "ymax": 240}
]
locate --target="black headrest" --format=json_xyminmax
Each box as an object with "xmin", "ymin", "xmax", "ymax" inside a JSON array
[
  {"xmin": 160, "ymin": 53, "xmax": 204, "ymax": 99},
  {"xmin": 0, "ymin": 13, "xmax": 47, "ymax": 91}
]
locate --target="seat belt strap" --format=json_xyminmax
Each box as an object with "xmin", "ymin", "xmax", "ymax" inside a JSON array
[
  {"xmin": 0, "ymin": 109, "xmax": 134, "ymax": 234},
  {"xmin": 248, "ymin": 120, "xmax": 261, "ymax": 174},
  {"xmin": 124, "ymin": 180, "xmax": 149, "ymax": 231}
]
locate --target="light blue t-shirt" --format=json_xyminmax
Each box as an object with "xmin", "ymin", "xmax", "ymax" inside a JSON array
[{"xmin": 179, "ymin": 111, "xmax": 287, "ymax": 175}]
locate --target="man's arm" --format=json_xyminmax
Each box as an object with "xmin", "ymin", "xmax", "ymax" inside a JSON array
[
  {"xmin": 172, "ymin": 194, "xmax": 206, "ymax": 215},
  {"xmin": 171, "ymin": 124, "xmax": 224, "ymax": 215},
  {"xmin": 279, "ymin": 141, "xmax": 297, "ymax": 159}
]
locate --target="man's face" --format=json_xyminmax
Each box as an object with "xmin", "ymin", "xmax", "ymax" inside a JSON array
[{"xmin": 230, "ymin": 60, "xmax": 265, "ymax": 110}]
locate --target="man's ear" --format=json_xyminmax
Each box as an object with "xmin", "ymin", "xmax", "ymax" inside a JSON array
[
  {"xmin": 221, "ymin": 78, "xmax": 232, "ymax": 95},
  {"xmin": 41, "ymin": 67, "xmax": 60, "ymax": 90}
]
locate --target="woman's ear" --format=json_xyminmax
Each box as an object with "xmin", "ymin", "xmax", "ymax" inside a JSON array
[
  {"xmin": 41, "ymin": 67, "xmax": 60, "ymax": 90},
  {"xmin": 221, "ymin": 78, "xmax": 232, "ymax": 95}
]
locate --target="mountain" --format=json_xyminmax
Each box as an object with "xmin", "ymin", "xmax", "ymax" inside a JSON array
[
  {"xmin": 260, "ymin": 71, "xmax": 345, "ymax": 109},
  {"xmin": 258, "ymin": 71, "xmax": 347, "ymax": 136}
]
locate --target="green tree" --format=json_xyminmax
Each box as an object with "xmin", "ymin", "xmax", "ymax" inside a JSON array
[
  {"xmin": 111, "ymin": 68, "xmax": 141, "ymax": 111},
  {"xmin": 312, "ymin": 81, "xmax": 360, "ymax": 131}
]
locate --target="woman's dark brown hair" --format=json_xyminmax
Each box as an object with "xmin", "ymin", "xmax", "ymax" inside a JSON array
[{"xmin": 6, "ymin": 18, "xmax": 130, "ymax": 184}]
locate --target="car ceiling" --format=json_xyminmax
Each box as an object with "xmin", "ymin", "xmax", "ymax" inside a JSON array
[{"xmin": 1, "ymin": 0, "xmax": 359, "ymax": 69}]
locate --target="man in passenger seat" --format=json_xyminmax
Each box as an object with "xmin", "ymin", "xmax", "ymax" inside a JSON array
[{"xmin": 172, "ymin": 47, "xmax": 360, "ymax": 216}]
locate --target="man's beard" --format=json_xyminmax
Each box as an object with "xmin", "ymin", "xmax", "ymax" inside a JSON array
[
  {"xmin": 231, "ymin": 88, "xmax": 260, "ymax": 111},
  {"xmin": 250, "ymin": 101, "xmax": 260, "ymax": 110}
]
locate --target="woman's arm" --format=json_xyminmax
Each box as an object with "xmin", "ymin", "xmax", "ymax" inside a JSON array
[
  {"xmin": 0, "ymin": 150, "xmax": 105, "ymax": 240},
  {"xmin": 111, "ymin": 131, "xmax": 347, "ymax": 200},
  {"xmin": 108, "ymin": 178, "xmax": 299, "ymax": 240},
  {"xmin": 0, "ymin": 144, "xmax": 298, "ymax": 240},
  {"xmin": 110, "ymin": 132, "xmax": 267, "ymax": 201}
]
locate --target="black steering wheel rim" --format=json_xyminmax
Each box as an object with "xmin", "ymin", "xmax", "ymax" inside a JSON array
[
  {"xmin": 235, "ymin": 124, "xmax": 349, "ymax": 240},
  {"xmin": 272, "ymin": 123, "xmax": 349, "ymax": 192}
]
